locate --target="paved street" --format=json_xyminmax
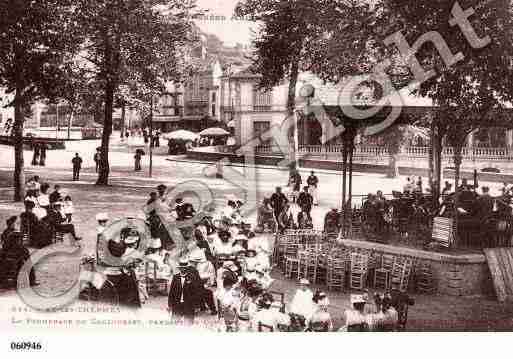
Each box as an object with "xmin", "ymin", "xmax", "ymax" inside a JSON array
[{"xmin": 0, "ymin": 138, "xmax": 512, "ymax": 331}]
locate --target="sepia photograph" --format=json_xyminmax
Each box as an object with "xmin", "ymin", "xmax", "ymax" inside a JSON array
[{"xmin": 0, "ymin": 0, "xmax": 513, "ymax": 355}]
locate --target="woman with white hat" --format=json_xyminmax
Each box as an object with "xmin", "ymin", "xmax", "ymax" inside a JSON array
[
  {"xmin": 288, "ymin": 278, "xmax": 315, "ymax": 322},
  {"xmin": 96, "ymin": 213, "xmax": 109, "ymax": 235},
  {"xmin": 339, "ymin": 294, "xmax": 370, "ymax": 332},
  {"xmin": 307, "ymin": 291, "xmax": 333, "ymax": 332},
  {"xmin": 215, "ymin": 276, "xmax": 240, "ymax": 332},
  {"xmin": 189, "ymin": 248, "xmax": 217, "ymax": 315},
  {"xmin": 247, "ymin": 234, "xmax": 271, "ymax": 272},
  {"xmin": 237, "ymin": 280, "xmax": 262, "ymax": 332}
]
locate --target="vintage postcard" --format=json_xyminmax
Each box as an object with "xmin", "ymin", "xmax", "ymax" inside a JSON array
[{"xmin": 0, "ymin": 0, "xmax": 512, "ymax": 356}]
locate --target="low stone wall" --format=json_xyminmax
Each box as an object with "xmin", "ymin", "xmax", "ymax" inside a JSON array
[{"xmin": 341, "ymin": 239, "xmax": 494, "ymax": 297}]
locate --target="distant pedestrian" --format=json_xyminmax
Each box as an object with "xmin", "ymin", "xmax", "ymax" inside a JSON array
[
  {"xmin": 72, "ymin": 153, "xmax": 83, "ymax": 181},
  {"xmin": 154, "ymin": 130, "xmax": 161, "ymax": 147},
  {"xmin": 307, "ymin": 171, "xmax": 319, "ymax": 206},
  {"xmin": 134, "ymin": 149, "xmax": 143, "ymax": 171},
  {"xmin": 39, "ymin": 143, "xmax": 47, "ymax": 166},
  {"xmin": 143, "ymin": 129, "xmax": 149, "ymax": 144},
  {"xmin": 31, "ymin": 142, "xmax": 40, "ymax": 166},
  {"xmin": 94, "ymin": 148, "xmax": 101, "ymax": 173}
]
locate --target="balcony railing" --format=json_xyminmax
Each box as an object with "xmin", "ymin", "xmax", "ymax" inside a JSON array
[
  {"xmin": 220, "ymin": 105, "xmax": 287, "ymax": 113},
  {"xmin": 253, "ymin": 144, "xmax": 513, "ymax": 162}
]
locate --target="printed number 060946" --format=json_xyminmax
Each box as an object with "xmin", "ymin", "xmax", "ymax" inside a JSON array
[{"xmin": 10, "ymin": 342, "xmax": 42, "ymax": 350}]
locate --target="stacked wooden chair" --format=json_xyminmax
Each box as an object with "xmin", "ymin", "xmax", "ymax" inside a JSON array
[
  {"xmin": 326, "ymin": 255, "xmax": 347, "ymax": 292},
  {"xmin": 349, "ymin": 252, "xmax": 369, "ymax": 290},
  {"xmin": 298, "ymin": 250, "xmax": 319, "ymax": 285},
  {"xmin": 415, "ymin": 261, "xmax": 435, "ymax": 294},
  {"xmin": 390, "ymin": 257, "xmax": 414, "ymax": 292},
  {"xmin": 373, "ymin": 254, "xmax": 395, "ymax": 290}
]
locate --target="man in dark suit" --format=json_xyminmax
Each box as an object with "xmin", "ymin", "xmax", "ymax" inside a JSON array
[
  {"xmin": 72, "ymin": 153, "xmax": 83, "ymax": 181},
  {"xmin": 168, "ymin": 260, "xmax": 202, "ymax": 324},
  {"xmin": 270, "ymin": 187, "xmax": 288, "ymax": 226},
  {"xmin": 297, "ymin": 186, "xmax": 314, "ymax": 219}
]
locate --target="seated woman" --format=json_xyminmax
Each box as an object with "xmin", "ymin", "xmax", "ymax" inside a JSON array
[
  {"xmin": 38, "ymin": 183, "xmax": 51, "ymax": 212},
  {"xmin": 0, "ymin": 231, "xmax": 38, "ymax": 287},
  {"xmin": 307, "ymin": 291, "xmax": 333, "ymax": 332},
  {"xmin": 247, "ymin": 234, "xmax": 271, "ymax": 271},
  {"xmin": 215, "ymin": 276, "xmax": 240, "ymax": 332},
  {"xmin": 213, "ymin": 230, "xmax": 235, "ymax": 259},
  {"xmin": 45, "ymin": 202, "xmax": 82, "ymax": 245},
  {"xmin": 339, "ymin": 294, "xmax": 370, "ymax": 332},
  {"xmin": 25, "ymin": 189, "xmax": 46, "ymax": 219},
  {"xmin": 367, "ymin": 293, "xmax": 399, "ymax": 332},
  {"xmin": 237, "ymin": 280, "xmax": 262, "ymax": 332},
  {"xmin": 20, "ymin": 201, "xmax": 52, "ymax": 249},
  {"xmin": 1, "ymin": 216, "xmax": 18, "ymax": 250},
  {"xmin": 256, "ymin": 198, "xmax": 275, "ymax": 233},
  {"xmin": 102, "ymin": 227, "xmax": 143, "ymax": 308}
]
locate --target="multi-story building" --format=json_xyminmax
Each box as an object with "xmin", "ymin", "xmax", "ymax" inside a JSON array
[
  {"xmin": 153, "ymin": 35, "xmax": 224, "ymax": 133},
  {"xmin": 220, "ymin": 69, "xmax": 288, "ymax": 147}
]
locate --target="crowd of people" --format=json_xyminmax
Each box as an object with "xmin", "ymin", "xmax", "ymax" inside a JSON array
[
  {"xmin": 0, "ymin": 175, "xmax": 83, "ymax": 289},
  {"xmin": 358, "ymin": 175, "xmax": 513, "ymax": 247}
]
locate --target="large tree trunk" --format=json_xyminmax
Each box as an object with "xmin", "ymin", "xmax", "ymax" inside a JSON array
[
  {"xmin": 13, "ymin": 93, "xmax": 25, "ymax": 202},
  {"xmin": 286, "ymin": 60, "xmax": 299, "ymax": 174},
  {"xmin": 96, "ymin": 83, "xmax": 114, "ymax": 186}
]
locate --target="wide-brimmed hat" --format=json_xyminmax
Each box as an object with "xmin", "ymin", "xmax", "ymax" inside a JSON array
[
  {"xmin": 95, "ymin": 213, "xmax": 109, "ymax": 222},
  {"xmin": 350, "ymin": 294, "xmax": 367, "ymax": 304},
  {"xmin": 123, "ymin": 229, "xmax": 140, "ymax": 244},
  {"xmin": 188, "ymin": 249, "xmax": 206, "ymax": 263},
  {"xmin": 299, "ymin": 278, "xmax": 310, "ymax": 285},
  {"xmin": 148, "ymin": 237, "xmax": 162, "ymax": 249}
]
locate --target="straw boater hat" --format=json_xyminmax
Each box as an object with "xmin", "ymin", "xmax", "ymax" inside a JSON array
[
  {"xmin": 96, "ymin": 213, "xmax": 109, "ymax": 222},
  {"xmin": 223, "ymin": 261, "xmax": 238, "ymax": 271},
  {"xmin": 350, "ymin": 294, "xmax": 367, "ymax": 305},
  {"xmin": 188, "ymin": 248, "xmax": 206, "ymax": 263},
  {"xmin": 148, "ymin": 237, "xmax": 162, "ymax": 249},
  {"xmin": 234, "ymin": 233, "xmax": 248, "ymax": 242},
  {"xmin": 123, "ymin": 229, "xmax": 140, "ymax": 244}
]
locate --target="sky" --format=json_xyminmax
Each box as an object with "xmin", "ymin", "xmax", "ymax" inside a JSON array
[{"xmin": 194, "ymin": 0, "xmax": 258, "ymax": 46}]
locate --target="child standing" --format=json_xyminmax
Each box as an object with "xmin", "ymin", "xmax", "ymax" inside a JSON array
[{"xmin": 63, "ymin": 195, "xmax": 74, "ymax": 223}]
